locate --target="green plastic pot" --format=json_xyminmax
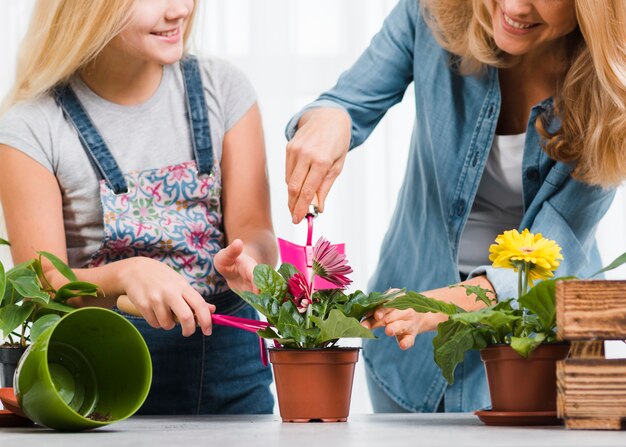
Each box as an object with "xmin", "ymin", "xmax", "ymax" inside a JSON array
[{"xmin": 14, "ymin": 307, "xmax": 152, "ymax": 430}]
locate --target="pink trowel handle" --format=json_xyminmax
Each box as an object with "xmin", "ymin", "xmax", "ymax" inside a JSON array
[
  {"xmin": 212, "ymin": 315, "xmax": 276, "ymax": 366},
  {"xmin": 116, "ymin": 295, "xmax": 277, "ymax": 366}
]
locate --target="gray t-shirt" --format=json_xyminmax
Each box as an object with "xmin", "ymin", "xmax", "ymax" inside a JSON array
[{"xmin": 0, "ymin": 57, "xmax": 256, "ymax": 267}]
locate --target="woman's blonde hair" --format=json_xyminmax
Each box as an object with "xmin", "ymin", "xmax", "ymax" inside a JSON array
[
  {"xmin": 2, "ymin": 0, "xmax": 197, "ymax": 113},
  {"xmin": 423, "ymin": 0, "xmax": 626, "ymax": 187}
]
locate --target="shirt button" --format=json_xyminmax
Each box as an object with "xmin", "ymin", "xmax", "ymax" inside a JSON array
[
  {"xmin": 486, "ymin": 104, "xmax": 496, "ymax": 118},
  {"xmin": 455, "ymin": 200, "xmax": 465, "ymax": 216},
  {"xmin": 471, "ymin": 152, "xmax": 479, "ymax": 167},
  {"xmin": 526, "ymin": 169, "xmax": 540, "ymax": 182}
]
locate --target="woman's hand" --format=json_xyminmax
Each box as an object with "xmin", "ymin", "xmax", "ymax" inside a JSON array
[
  {"xmin": 362, "ymin": 276, "xmax": 495, "ymax": 350},
  {"xmin": 119, "ymin": 257, "xmax": 215, "ymax": 337},
  {"xmin": 286, "ymin": 107, "xmax": 352, "ymax": 223},
  {"xmin": 214, "ymin": 239, "xmax": 258, "ymax": 293},
  {"xmin": 362, "ymin": 307, "xmax": 448, "ymax": 350}
]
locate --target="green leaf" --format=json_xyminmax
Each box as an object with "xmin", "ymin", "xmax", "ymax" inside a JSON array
[
  {"xmin": 0, "ymin": 238, "xmax": 10, "ymax": 246},
  {"xmin": 510, "ymin": 333, "xmax": 547, "ymax": 358},
  {"xmin": 54, "ymin": 281, "xmax": 99, "ymax": 303},
  {"xmin": 276, "ymin": 301, "xmax": 307, "ymax": 344},
  {"xmin": 310, "ymin": 309, "xmax": 375, "ymax": 344},
  {"xmin": 432, "ymin": 319, "xmax": 481, "ymax": 384},
  {"xmin": 9, "ymin": 274, "xmax": 49, "ymax": 302},
  {"xmin": 38, "ymin": 251, "xmax": 77, "ymax": 281},
  {"xmin": 518, "ymin": 279, "xmax": 556, "ymax": 331},
  {"xmin": 451, "ymin": 309, "xmax": 521, "ymax": 330},
  {"xmin": 256, "ymin": 326, "xmax": 296, "ymax": 346},
  {"xmin": 253, "ymin": 264, "xmax": 287, "ymax": 301},
  {"xmin": 453, "ymin": 284, "xmax": 496, "ymax": 307},
  {"xmin": 277, "ymin": 263, "xmax": 299, "ymax": 282},
  {"xmin": 30, "ymin": 314, "xmax": 61, "ymax": 342},
  {"xmin": 236, "ymin": 291, "xmax": 277, "ymax": 322},
  {"xmin": 0, "ymin": 302, "xmax": 35, "ymax": 338},
  {"xmin": 591, "ymin": 251, "xmax": 626, "ymax": 277},
  {"xmin": 340, "ymin": 290, "xmax": 403, "ymax": 320},
  {"xmin": 385, "ymin": 291, "xmax": 462, "ymax": 315},
  {"xmin": 39, "ymin": 300, "xmax": 76, "ymax": 313}
]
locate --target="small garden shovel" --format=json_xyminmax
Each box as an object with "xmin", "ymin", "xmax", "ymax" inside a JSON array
[{"xmin": 277, "ymin": 203, "xmax": 346, "ymax": 290}]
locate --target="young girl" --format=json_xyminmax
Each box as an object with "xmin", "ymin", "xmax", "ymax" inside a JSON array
[
  {"xmin": 285, "ymin": 0, "xmax": 625, "ymax": 412},
  {"xmin": 0, "ymin": 0, "xmax": 275, "ymax": 414}
]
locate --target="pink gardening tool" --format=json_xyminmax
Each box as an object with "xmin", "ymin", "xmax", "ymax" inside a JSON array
[
  {"xmin": 116, "ymin": 295, "xmax": 277, "ymax": 366},
  {"xmin": 211, "ymin": 314, "xmax": 278, "ymax": 366},
  {"xmin": 278, "ymin": 204, "xmax": 346, "ymax": 290}
]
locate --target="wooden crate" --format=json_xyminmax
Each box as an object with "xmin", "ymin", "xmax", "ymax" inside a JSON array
[{"xmin": 556, "ymin": 280, "xmax": 626, "ymax": 430}]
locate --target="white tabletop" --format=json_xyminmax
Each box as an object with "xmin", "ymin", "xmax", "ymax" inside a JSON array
[{"xmin": 1, "ymin": 414, "xmax": 625, "ymax": 447}]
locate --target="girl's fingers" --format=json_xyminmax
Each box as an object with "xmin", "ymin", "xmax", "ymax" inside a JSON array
[
  {"xmin": 168, "ymin": 295, "xmax": 197, "ymax": 337},
  {"xmin": 214, "ymin": 239, "xmax": 244, "ymax": 272},
  {"xmin": 137, "ymin": 303, "xmax": 161, "ymax": 330},
  {"xmin": 182, "ymin": 289, "xmax": 213, "ymax": 336},
  {"xmin": 153, "ymin": 302, "xmax": 176, "ymax": 331}
]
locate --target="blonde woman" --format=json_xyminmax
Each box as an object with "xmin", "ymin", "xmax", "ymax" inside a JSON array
[
  {"xmin": 285, "ymin": 0, "xmax": 625, "ymax": 412},
  {"xmin": 0, "ymin": 0, "xmax": 275, "ymax": 413}
]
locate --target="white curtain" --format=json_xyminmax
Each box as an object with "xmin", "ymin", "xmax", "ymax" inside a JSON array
[{"xmin": 1, "ymin": 0, "xmax": 625, "ymax": 411}]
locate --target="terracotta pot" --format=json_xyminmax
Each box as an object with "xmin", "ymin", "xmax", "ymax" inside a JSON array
[
  {"xmin": 269, "ymin": 347, "xmax": 359, "ymax": 422},
  {"xmin": 0, "ymin": 345, "xmax": 27, "ymax": 388},
  {"xmin": 480, "ymin": 343, "xmax": 570, "ymax": 412}
]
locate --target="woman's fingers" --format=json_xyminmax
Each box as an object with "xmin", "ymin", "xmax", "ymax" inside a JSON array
[{"xmin": 315, "ymin": 159, "xmax": 343, "ymax": 213}]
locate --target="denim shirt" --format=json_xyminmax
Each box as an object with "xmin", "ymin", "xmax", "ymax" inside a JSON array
[{"xmin": 286, "ymin": 0, "xmax": 615, "ymax": 412}]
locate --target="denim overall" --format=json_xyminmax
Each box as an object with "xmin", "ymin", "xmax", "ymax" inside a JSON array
[{"xmin": 54, "ymin": 56, "xmax": 273, "ymax": 414}]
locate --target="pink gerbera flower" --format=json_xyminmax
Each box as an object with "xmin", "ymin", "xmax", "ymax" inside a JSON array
[
  {"xmin": 312, "ymin": 237, "xmax": 353, "ymax": 288},
  {"xmin": 287, "ymin": 272, "xmax": 312, "ymax": 313}
]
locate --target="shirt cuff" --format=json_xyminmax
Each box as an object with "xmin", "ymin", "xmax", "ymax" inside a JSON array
[
  {"xmin": 467, "ymin": 265, "xmax": 519, "ymax": 305},
  {"xmin": 284, "ymin": 100, "xmax": 352, "ymax": 143}
]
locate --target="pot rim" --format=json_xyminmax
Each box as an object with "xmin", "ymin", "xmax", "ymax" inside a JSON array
[
  {"xmin": 481, "ymin": 341, "xmax": 570, "ymax": 350},
  {"xmin": 268, "ymin": 346, "xmax": 362, "ymax": 352}
]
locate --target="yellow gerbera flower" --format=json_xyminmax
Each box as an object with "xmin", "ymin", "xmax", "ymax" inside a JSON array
[{"xmin": 489, "ymin": 229, "xmax": 563, "ymax": 284}]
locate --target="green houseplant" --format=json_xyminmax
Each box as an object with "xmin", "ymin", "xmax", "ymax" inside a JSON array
[
  {"xmin": 386, "ymin": 229, "xmax": 626, "ymax": 420},
  {"xmin": 385, "ymin": 229, "xmax": 572, "ymax": 417},
  {"xmin": 0, "ymin": 238, "xmax": 99, "ymax": 387},
  {"xmin": 237, "ymin": 237, "xmax": 401, "ymax": 422}
]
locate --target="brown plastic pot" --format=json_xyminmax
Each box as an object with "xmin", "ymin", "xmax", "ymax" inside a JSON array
[
  {"xmin": 269, "ymin": 347, "xmax": 359, "ymax": 422},
  {"xmin": 480, "ymin": 343, "xmax": 570, "ymax": 412}
]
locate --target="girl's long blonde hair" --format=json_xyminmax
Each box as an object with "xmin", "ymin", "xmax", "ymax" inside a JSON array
[
  {"xmin": 2, "ymin": 0, "xmax": 196, "ymax": 113},
  {"xmin": 423, "ymin": 0, "xmax": 626, "ymax": 187}
]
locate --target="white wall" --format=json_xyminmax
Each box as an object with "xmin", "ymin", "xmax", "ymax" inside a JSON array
[{"xmin": 1, "ymin": 0, "xmax": 625, "ymax": 412}]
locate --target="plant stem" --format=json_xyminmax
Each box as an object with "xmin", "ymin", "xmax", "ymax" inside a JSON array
[
  {"xmin": 305, "ymin": 303, "xmax": 312, "ymax": 330},
  {"xmin": 523, "ymin": 262, "xmax": 530, "ymax": 295},
  {"xmin": 20, "ymin": 321, "xmax": 27, "ymax": 347},
  {"xmin": 517, "ymin": 262, "xmax": 523, "ymax": 299}
]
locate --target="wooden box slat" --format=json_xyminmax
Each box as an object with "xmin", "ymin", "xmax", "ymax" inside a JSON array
[
  {"xmin": 556, "ymin": 280, "xmax": 626, "ymax": 340},
  {"xmin": 557, "ymin": 359, "xmax": 626, "ymax": 429}
]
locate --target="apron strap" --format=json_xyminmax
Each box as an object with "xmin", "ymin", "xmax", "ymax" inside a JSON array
[
  {"xmin": 53, "ymin": 85, "xmax": 129, "ymax": 194},
  {"xmin": 180, "ymin": 55, "xmax": 214, "ymax": 176}
]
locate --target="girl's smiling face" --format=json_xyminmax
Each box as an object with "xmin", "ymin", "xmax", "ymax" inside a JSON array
[
  {"xmin": 483, "ymin": 0, "xmax": 578, "ymax": 57},
  {"xmin": 110, "ymin": 0, "xmax": 194, "ymax": 65}
]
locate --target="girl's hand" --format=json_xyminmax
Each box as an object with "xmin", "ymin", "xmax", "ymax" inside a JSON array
[
  {"xmin": 286, "ymin": 107, "xmax": 352, "ymax": 223},
  {"xmin": 214, "ymin": 239, "xmax": 258, "ymax": 293},
  {"xmin": 119, "ymin": 257, "xmax": 215, "ymax": 337},
  {"xmin": 362, "ymin": 307, "xmax": 447, "ymax": 350}
]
